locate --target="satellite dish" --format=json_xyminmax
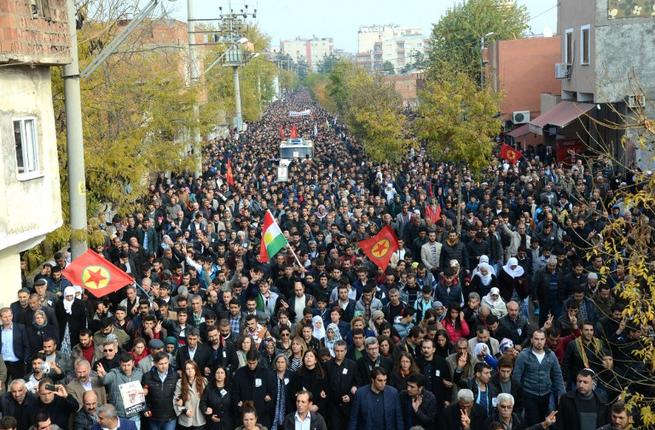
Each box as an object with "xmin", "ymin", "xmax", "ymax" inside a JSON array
[{"xmin": 543, "ymin": 26, "xmax": 553, "ymax": 37}]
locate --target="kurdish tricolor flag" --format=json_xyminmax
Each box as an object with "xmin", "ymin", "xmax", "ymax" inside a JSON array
[{"xmin": 259, "ymin": 210, "xmax": 288, "ymax": 262}]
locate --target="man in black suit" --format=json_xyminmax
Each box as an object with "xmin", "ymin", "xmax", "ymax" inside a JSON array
[
  {"xmin": 444, "ymin": 388, "xmax": 487, "ymax": 430},
  {"xmin": 0, "ymin": 307, "xmax": 30, "ymax": 380},
  {"xmin": 330, "ymin": 283, "xmax": 356, "ymax": 323},
  {"xmin": 175, "ymin": 327, "xmax": 211, "ymax": 375}
]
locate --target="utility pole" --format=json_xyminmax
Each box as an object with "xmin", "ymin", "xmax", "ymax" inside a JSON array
[
  {"xmin": 63, "ymin": 0, "xmax": 88, "ymax": 258},
  {"xmin": 187, "ymin": 0, "xmax": 202, "ymax": 177},
  {"xmin": 233, "ymin": 65, "xmax": 243, "ymax": 131},
  {"xmin": 480, "ymin": 32, "xmax": 494, "ymax": 88},
  {"xmin": 63, "ymin": 0, "xmax": 173, "ymax": 258}
]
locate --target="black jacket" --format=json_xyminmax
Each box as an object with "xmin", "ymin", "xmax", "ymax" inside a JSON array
[
  {"xmin": 142, "ymin": 367, "xmax": 179, "ymax": 421},
  {"xmin": 0, "ymin": 391, "xmax": 39, "ymax": 430},
  {"xmin": 443, "ymin": 403, "xmax": 487, "ymax": 430},
  {"xmin": 557, "ymin": 390, "xmax": 608, "ymax": 430},
  {"xmin": 356, "ymin": 354, "xmax": 393, "ymax": 385},
  {"xmin": 200, "ymin": 384, "xmax": 235, "ymax": 430},
  {"xmin": 399, "ymin": 389, "xmax": 438, "ymax": 430},
  {"xmin": 288, "ymin": 366, "xmax": 330, "ymax": 415},
  {"xmin": 232, "ymin": 364, "xmax": 276, "ymax": 426},
  {"xmin": 416, "ymin": 355, "xmax": 452, "ymax": 410},
  {"xmin": 326, "ymin": 358, "xmax": 359, "ymax": 407},
  {"xmin": 176, "ymin": 343, "xmax": 212, "ymax": 371},
  {"xmin": 55, "ymin": 298, "xmax": 88, "ymax": 344},
  {"xmin": 490, "ymin": 373, "xmax": 523, "ymax": 413},
  {"xmin": 283, "ymin": 411, "xmax": 327, "ymax": 430}
]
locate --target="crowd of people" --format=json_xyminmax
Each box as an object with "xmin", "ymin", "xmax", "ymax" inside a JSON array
[{"xmin": 3, "ymin": 90, "xmax": 645, "ymax": 430}]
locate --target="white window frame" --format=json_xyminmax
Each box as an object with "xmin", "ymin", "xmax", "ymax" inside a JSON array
[
  {"xmin": 13, "ymin": 117, "xmax": 42, "ymax": 180},
  {"xmin": 580, "ymin": 25, "xmax": 591, "ymax": 65},
  {"xmin": 564, "ymin": 28, "xmax": 574, "ymax": 65}
]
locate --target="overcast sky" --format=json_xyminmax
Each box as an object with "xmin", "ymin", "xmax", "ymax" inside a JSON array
[{"xmin": 168, "ymin": 0, "xmax": 558, "ymax": 52}]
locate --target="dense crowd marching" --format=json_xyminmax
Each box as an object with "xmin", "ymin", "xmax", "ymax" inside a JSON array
[{"xmin": 0, "ymin": 90, "xmax": 645, "ymax": 430}]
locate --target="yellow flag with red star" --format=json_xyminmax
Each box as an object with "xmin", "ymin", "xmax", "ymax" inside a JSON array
[{"xmin": 62, "ymin": 249, "xmax": 134, "ymax": 298}]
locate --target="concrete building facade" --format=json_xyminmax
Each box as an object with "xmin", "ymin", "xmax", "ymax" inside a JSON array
[
  {"xmin": 280, "ymin": 37, "xmax": 334, "ymax": 71},
  {"xmin": 0, "ymin": 0, "xmax": 71, "ymax": 306},
  {"xmin": 357, "ymin": 25, "xmax": 426, "ymax": 73},
  {"xmin": 529, "ymin": 0, "xmax": 655, "ymax": 166}
]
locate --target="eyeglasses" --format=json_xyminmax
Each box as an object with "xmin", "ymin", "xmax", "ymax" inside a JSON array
[{"xmin": 280, "ymin": 333, "xmax": 290, "ymax": 337}]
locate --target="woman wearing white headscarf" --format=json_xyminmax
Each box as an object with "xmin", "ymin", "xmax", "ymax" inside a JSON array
[
  {"xmin": 312, "ymin": 315, "xmax": 326, "ymax": 341},
  {"xmin": 55, "ymin": 286, "xmax": 88, "ymax": 354},
  {"xmin": 469, "ymin": 262, "xmax": 499, "ymax": 297},
  {"xmin": 323, "ymin": 323, "xmax": 342, "ymax": 357},
  {"xmin": 481, "ymin": 287, "xmax": 508, "ymax": 318},
  {"xmin": 498, "ymin": 257, "xmax": 528, "ymax": 303}
]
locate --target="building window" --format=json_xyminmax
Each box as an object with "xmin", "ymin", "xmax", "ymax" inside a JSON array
[
  {"xmin": 580, "ymin": 25, "xmax": 590, "ymax": 65},
  {"xmin": 565, "ymin": 28, "xmax": 574, "ymax": 65},
  {"xmin": 30, "ymin": 0, "xmax": 52, "ymax": 20},
  {"xmin": 13, "ymin": 118, "xmax": 40, "ymax": 177}
]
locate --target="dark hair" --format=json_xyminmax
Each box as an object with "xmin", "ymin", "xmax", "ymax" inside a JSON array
[
  {"xmin": 246, "ymin": 349, "xmax": 259, "ymax": 362},
  {"xmin": 33, "ymin": 412, "xmax": 51, "ymax": 426},
  {"xmin": 578, "ymin": 368, "xmax": 596, "ymax": 379},
  {"xmin": 474, "ymin": 362, "xmax": 492, "ymax": 374},
  {"xmin": 498, "ymin": 356, "xmax": 515, "ymax": 369},
  {"xmin": 79, "ymin": 328, "xmax": 93, "ymax": 337},
  {"xmin": 0, "ymin": 416, "xmax": 18, "ymax": 430},
  {"xmin": 406, "ymin": 372, "xmax": 426, "ymax": 388},
  {"xmin": 370, "ymin": 367, "xmax": 387, "ymax": 380},
  {"xmin": 153, "ymin": 351, "xmax": 169, "ymax": 363},
  {"xmin": 119, "ymin": 352, "xmax": 133, "ymax": 363},
  {"xmin": 610, "ymin": 401, "xmax": 626, "ymax": 415}
]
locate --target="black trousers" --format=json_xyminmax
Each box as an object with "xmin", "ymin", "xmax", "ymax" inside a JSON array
[
  {"xmin": 523, "ymin": 392, "xmax": 550, "ymax": 426},
  {"xmin": 5, "ymin": 360, "xmax": 26, "ymax": 382}
]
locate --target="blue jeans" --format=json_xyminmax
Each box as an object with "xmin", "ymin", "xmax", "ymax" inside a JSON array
[{"xmin": 147, "ymin": 419, "xmax": 176, "ymax": 430}]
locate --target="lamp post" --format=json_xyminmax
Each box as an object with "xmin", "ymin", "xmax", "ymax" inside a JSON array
[{"xmin": 480, "ymin": 31, "xmax": 494, "ymax": 88}]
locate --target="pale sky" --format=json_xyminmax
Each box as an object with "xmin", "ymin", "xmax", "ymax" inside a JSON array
[{"xmin": 168, "ymin": 0, "xmax": 558, "ymax": 53}]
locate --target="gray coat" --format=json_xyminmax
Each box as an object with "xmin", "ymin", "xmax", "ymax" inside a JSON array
[{"xmin": 100, "ymin": 367, "xmax": 144, "ymax": 418}]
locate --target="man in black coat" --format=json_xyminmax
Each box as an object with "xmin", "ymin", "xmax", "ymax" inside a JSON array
[
  {"xmin": 142, "ymin": 351, "xmax": 179, "ymax": 428},
  {"xmin": 283, "ymin": 390, "xmax": 328, "ymax": 430},
  {"xmin": 444, "ymin": 389, "xmax": 487, "ymax": 430},
  {"xmin": 557, "ymin": 369, "xmax": 608, "ymax": 430},
  {"xmin": 232, "ymin": 349, "xmax": 276, "ymax": 428},
  {"xmin": 400, "ymin": 373, "xmax": 438, "ymax": 430},
  {"xmin": 0, "ymin": 379, "xmax": 39, "ymax": 430},
  {"xmin": 175, "ymin": 327, "xmax": 212, "ymax": 374},
  {"xmin": 326, "ymin": 340, "xmax": 359, "ymax": 430},
  {"xmin": 356, "ymin": 337, "xmax": 392, "ymax": 385},
  {"xmin": 415, "ymin": 338, "xmax": 452, "ymax": 415}
]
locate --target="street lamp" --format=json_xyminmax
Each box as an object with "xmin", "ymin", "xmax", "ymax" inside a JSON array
[{"xmin": 480, "ymin": 31, "xmax": 495, "ymax": 88}]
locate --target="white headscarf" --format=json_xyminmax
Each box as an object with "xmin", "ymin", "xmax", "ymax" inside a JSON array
[
  {"xmin": 312, "ymin": 316, "xmax": 326, "ymax": 341},
  {"xmin": 473, "ymin": 262, "xmax": 494, "ymax": 286},
  {"xmin": 73, "ymin": 285, "xmax": 83, "ymax": 299},
  {"xmin": 324, "ymin": 323, "xmax": 343, "ymax": 357},
  {"xmin": 63, "ymin": 286, "xmax": 76, "ymax": 314},
  {"xmin": 503, "ymin": 257, "xmax": 525, "ymax": 278}
]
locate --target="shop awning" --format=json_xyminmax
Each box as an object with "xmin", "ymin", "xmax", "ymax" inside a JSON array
[
  {"xmin": 528, "ymin": 101, "xmax": 595, "ymax": 135},
  {"xmin": 507, "ymin": 123, "xmax": 531, "ymax": 138}
]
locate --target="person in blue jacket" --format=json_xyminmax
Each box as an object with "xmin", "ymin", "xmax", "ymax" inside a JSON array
[{"xmin": 348, "ymin": 367, "xmax": 404, "ymax": 430}]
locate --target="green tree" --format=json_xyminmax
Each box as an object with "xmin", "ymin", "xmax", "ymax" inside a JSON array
[
  {"xmin": 415, "ymin": 72, "xmax": 501, "ymax": 229},
  {"xmin": 426, "ymin": 0, "xmax": 529, "ymax": 84},
  {"xmin": 382, "ymin": 61, "xmax": 395, "ymax": 75}
]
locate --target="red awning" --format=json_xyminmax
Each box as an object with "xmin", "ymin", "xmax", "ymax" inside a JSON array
[
  {"xmin": 528, "ymin": 101, "xmax": 595, "ymax": 135},
  {"xmin": 507, "ymin": 123, "xmax": 531, "ymax": 138}
]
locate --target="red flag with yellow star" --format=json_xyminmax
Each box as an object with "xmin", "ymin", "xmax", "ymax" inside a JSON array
[
  {"xmin": 62, "ymin": 249, "xmax": 134, "ymax": 298},
  {"xmin": 358, "ymin": 225, "xmax": 399, "ymax": 271},
  {"xmin": 500, "ymin": 143, "xmax": 523, "ymax": 165}
]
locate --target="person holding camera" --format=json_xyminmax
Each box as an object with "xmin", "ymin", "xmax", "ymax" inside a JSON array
[{"xmin": 35, "ymin": 379, "xmax": 79, "ymax": 430}]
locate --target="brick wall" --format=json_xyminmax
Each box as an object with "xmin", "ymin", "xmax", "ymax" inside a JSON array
[{"xmin": 0, "ymin": 0, "xmax": 71, "ymax": 65}]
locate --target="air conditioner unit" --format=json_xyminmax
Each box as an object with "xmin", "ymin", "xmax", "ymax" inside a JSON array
[
  {"xmin": 512, "ymin": 111, "xmax": 531, "ymax": 124},
  {"xmin": 555, "ymin": 63, "xmax": 570, "ymax": 79},
  {"xmin": 626, "ymin": 95, "xmax": 646, "ymax": 109}
]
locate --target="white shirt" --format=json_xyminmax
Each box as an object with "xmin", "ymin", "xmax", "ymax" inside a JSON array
[{"xmin": 294, "ymin": 411, "xmax": 311, "ymax": 430}]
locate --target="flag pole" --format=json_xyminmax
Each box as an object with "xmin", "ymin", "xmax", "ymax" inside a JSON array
[{"xmin": 285, "ymin": 243, "xmax": 304, "ymax": 270}]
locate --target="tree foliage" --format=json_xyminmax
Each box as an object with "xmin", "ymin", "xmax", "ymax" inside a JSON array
[
  {"xmin": 426, "ymin": 0, "xmax": 529, "ymax": 83},
  {"xmin": 310, "ymin": 60, "xmax": 410, "ymax": 164},
  {"xmin": 415, "ymin": 71, "xmax": 501, "ymax": 176}
]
